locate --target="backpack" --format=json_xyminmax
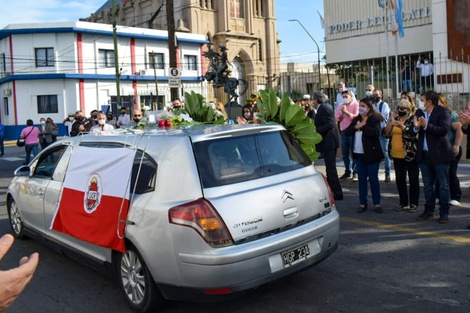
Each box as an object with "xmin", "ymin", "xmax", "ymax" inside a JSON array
[{"xmin": 378, "ymin": 101, "xmax": 390, "ymax": 124}]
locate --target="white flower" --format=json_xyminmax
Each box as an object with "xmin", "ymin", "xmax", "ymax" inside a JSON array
[{"xmin": 179, "ymin": 113, "xmax": 193, "ymax": 122}]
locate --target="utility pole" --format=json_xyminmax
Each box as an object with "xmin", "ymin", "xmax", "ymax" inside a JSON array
[
  {"xmin": 112, "ymin": 0, "xmax": 121, "ymax": 110},
  {"xmin": 152, "ymin": 51, "xmax": 160, "ymax": 110},
  {"xmin": 166, "ymin": 0, "xmax": 178, "ymax": 101}
]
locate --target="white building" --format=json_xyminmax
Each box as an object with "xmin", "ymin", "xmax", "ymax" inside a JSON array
[
  {"xmin": 0, "ymin": 21, "xmax": 208, "ymax": 139},
  {"xmin": 324, "ymin": 0, "xmax": 470, "ymax": 106}
]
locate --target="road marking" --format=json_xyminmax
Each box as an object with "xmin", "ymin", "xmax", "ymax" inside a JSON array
[
  {"xmin": 342, "ymin": 217, "xmax": 470, "ymax": 244},
  {"xmin": 1, "ymin": 157, "xmax": 24, "ymax": 161}
]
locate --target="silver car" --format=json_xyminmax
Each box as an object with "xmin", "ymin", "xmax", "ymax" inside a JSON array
[{"xmin": 7, "ymin": 124, "xmax": 339, "ymax": 313}]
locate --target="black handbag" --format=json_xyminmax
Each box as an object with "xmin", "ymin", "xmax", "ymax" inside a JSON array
[{"xmin": 17, "ymin": 127, "xmax": 34, "ymax": 147}]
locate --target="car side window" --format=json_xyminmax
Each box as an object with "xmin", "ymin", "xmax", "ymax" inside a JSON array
[
  {"xmin": 130, "ymin": 150, "xmax": 157, "ymax": 194},
  {"xmin": 80, "ymin": 142, "xmax": 157, "ymax": 195},
  {"xmin": 32, "ymin": 146, "xmax": 68, "ymax": 180}
]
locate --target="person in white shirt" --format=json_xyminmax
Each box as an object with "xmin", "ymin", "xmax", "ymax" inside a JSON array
[
  {"xmin": 91, "ymin": 113, "xmax": 114, "ymax": 134},
  {"xmin": 117, "ymin": 108, "xmax": 130, "ymax": 128},
  {"xmin": 335, "ymin": 82, "xmax": 346, "ymax": 111},
  {"xmin": 63, "ymin": 114, "xmax": 75, "ymax": 136},
  {"xmin": 416, "ymin": 56, "xmax": 434, "ymax": 92}
]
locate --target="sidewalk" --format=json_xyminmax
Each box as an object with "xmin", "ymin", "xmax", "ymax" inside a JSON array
[{"xmin": 314, "ymin": 157, "xmax": 470, "ymax": 206}]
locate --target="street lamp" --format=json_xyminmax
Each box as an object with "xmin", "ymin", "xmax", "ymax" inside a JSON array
[{"xmin": 288, "ymin": 19, "xmax": 322, "ymax": 91}]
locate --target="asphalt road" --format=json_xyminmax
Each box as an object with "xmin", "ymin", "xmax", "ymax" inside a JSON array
[{"xmin": 1, "ymin": 145, "xmax": 469, "ymax": 313}]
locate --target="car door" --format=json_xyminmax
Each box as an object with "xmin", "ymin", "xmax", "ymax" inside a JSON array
[
  {"xmin": 43, "ymin": 145, "xmax": 111, "ymax": 262},
  {"xmin": 15, "ymin": 145, "xmax": 66, "ymax": 235}
]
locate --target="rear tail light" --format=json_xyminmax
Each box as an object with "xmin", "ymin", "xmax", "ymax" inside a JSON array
[
  {"xmin": 169, "ymin": 198, "xmax": 233, "ymax": 247},
  {"xmin": 321, "ymin": 174, "xmax": 335, "ymax": 207}
]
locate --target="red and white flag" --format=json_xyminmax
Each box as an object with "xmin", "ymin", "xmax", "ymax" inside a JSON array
[{"xmin": 51, "ymin": 146, "xmax": 136, "ymax": 253}]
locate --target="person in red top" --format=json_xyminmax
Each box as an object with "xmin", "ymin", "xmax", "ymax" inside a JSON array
[{"xmin": 20, "ymin": 119, "xmax": 40, "ymax": 164}]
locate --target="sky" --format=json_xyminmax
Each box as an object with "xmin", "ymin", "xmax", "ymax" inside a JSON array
[{"xmin": 0, "ymin": 0, "xmax": 325, "ymax": 64}]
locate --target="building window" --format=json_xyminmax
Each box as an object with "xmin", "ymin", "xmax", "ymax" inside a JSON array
[
  {"xmin": 200, "ymin": 0, "xmax": 213, "ymax": 9},
  {"xmin": 230, "ymin": 0, "xmax": 244, "ymax": 18},
  {"xmin": 3, "ymin": 97, "xmax": 8, "ymax": 116},
  {"xmin": 149, "ymin": 52, "xmax": 164, "ymax": 69},
  {"xmin": 258, "ymin": 38, "xmax": 263, "ymax": 61},
  {"xmin": 35, "ymin": 48, "xmax": 54, "ymax": 67},
  {"xmin": 99, "ymin": 49, "xmax": 115, "ymax": 68},
  {"xmin": 1, "ymin": 53, "xmax": 5, "ymax": 72},
  {"xmin": 37, "ymin": 95, "xmax": 58, "ymax": 114},
  {"xmin": 184, "ymin": 55, "xmax": 197, "ymax": 71}
]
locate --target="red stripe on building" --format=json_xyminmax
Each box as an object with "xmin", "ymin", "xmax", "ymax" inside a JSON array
[
  {"xmin": 201, "ymin": 44, "xmax": 206, "ymax": 77},
  {"xmin": 130, "ymin": 38, "xmax": 138, "ymax": 108},
  {"xmin": 176, "ymin": 46, "xmax": 181, "ymax": 69},
  {"xmin": 9, "ymin": 36, "xmax": 18, "ymax": 125},
  {"xmin": 77, "ymin": 33, "xmax": 85, "ymax": 111}
]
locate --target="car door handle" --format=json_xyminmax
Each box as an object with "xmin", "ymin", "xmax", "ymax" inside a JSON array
[
  {"xmin": 37, "ymin": 188, "xmax": 44, "ymax": 195},
  {"xmin": 283, "ymin": 207, "xmax": 299, "ymax": 219}
]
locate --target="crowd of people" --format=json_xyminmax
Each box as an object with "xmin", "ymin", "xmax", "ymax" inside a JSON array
[
  {"xmin": 15, "ymin": 90, "xmax": 470, "ymax": 228},
  {"xmin": 304, "ymin": 83, "xmax": 470, "ymax": 228}
]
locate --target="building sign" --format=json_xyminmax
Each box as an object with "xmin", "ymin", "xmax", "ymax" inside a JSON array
[
  {"xmin": 168, "ymin": 67, "xmax": 181, "ymax": 88},
  {"xmin": 329, "ymin": 6, "xmax": 431, "ymax": 34}
]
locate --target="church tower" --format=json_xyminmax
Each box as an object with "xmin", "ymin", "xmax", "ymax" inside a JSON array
[{"xmin": 84, "ymin": 0, "xmax": 280, "ymax": 103}]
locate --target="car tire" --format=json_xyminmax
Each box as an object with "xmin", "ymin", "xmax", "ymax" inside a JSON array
[
  {"xmin": 7, "ymin": 198, "xmax": 25, "ymax": 239},
  {"xmin": 115, "ymin": 244, "xmax": 165, "ymax": 313}
]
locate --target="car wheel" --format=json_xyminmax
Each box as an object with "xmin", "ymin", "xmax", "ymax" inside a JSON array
[
  {"xmin": 8, "ymin": 199, "xmax": 25, "ymax": 239},
  {"xmin": 116, "ymin": 245, "xmax": 165, "ymax": 313}
]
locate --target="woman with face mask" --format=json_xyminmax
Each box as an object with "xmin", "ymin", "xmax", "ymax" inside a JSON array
[
  {"xmin": 236, "ymin": 104, "xmax": 253, "ymax": 124},
  {"xmin": 383, "ymin": 100, "xmax": 420, "ymax": 213},
  {"xmin": 38, "ymin": 117, "xmax": 53, "ymax": 150},
  {"xmin": 344, "ymin": 97, "xmax": 384, "ymax": 213}
]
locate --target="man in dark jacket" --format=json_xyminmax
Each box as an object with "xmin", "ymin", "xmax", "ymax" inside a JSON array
[
  {"xmin": 412, "ymin": 90, "xmax": 453, "ymax": 223},
  {"xmin": 313, "ymin": 92, "xmax": 343, "ymax": 200}
]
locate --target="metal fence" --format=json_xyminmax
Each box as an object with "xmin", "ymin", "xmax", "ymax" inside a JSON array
[
  {"xmin": 202, "ymin": 52, "xmax": 470, "ymax": 119},
  {"xmin": 276, "ymin": 53, "xmax": 470, "ymax": 111}
]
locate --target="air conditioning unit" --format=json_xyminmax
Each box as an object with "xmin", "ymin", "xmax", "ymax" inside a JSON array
[{"xmin": 3, "ymin": 89, "xmax": 11, "ymax": 96}]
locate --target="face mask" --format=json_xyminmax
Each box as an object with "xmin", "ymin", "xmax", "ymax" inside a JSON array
[
  {"xmin": 373, "ymin": 96, "xmax": 381, "ymax": 103},
  {"xmin": 69, "ymin": 117, "xmax": 74, "ymax": 121},
  {"xmin": 121, "ymin": 112, "xmax": 126, "ymax": 115},
  {"xmin": 424, "ymin": 61, "xmax": 429, "ymax": 64},
  {"xmin": 133, "ymin": 118, "xmax": 141, "ymax": 123},
  {"xmin": 92, "ymin": 115, "xmax": 97, "ymax": 120},
  {"xmin": 342, "ymin": 98, "xmax": 351, "ymax": 104},
  {"xmin": 244, "ymin": 113, "xmax": 251, "ymax": 119},
  {"xmin": 418, "ymin": 100, "xmax": 425, "ymax": 110},
  {"xmin": 40, "ymin": 121, "xmax": 45, "ymax": 125},
  {"xmin": 359, "ymin": 107, "xmax": 367, "ymax": 115},
  {"xmin": 397, "ymin": 109, "xmax": 407, "ymax": 116},
  {"xmin": 365, "ymin": 90, "xmax": 372, "ymax": 97},
  {"xmin": 98, "ymin": 119, "xmax": 106, "ymax": 125}
]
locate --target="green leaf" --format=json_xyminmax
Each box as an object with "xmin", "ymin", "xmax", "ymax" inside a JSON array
[
  {"xmin": 279, "ymin": 93, "xmax": 291, "ymax": 123},
  {"xmin": 285, "ymin": 105, "xmax": 307, "ymax": 127},
  {"xmin": 268, "ymin": 90, "xmax": 279, "ymax": 119}
]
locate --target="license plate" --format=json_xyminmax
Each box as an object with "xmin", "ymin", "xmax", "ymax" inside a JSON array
[{"xmin": 281, "ymin": 244, "xmax": 310, "ymax": 267}]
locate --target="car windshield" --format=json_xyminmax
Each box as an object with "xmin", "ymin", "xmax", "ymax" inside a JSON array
[{"xmin": 193, "ymin": 130, "xmax": 311, "ymax": 188}]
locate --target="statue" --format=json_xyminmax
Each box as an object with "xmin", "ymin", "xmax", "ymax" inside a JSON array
[{"xmin": 203, "ymin": 44, "xmax": 248, "ymax": 106}]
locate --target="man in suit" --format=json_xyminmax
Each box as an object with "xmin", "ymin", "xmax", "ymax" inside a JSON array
[
  {"xmin": 412, "ymin": 90, "xmax": 454, "ymax": 223},
  {"xmin": 313, "ymin": 92, "xmax": 343, "ymax": 200}
]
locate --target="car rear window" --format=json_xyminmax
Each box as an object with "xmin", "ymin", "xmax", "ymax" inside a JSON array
[{"xmin": 193, "ymin": 130, "xmax": 311, "ymax": 188}]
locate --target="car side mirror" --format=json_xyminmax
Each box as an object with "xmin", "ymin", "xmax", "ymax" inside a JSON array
[{"xmin": 14, "ymin": 165, "xmax": 31, "ymax": 177}]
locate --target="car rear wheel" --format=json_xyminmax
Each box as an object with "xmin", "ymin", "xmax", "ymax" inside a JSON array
[
  {"xmin": 8, "ymin": 199, "xmax": 25, "ymax": 239},
  {"xmin": 116, "ymin": 245, "xmax": 165, "ymax": 313}
]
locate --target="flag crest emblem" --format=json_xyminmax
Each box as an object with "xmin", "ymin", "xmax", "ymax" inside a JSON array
[{"xmin": 85, "ymin": 174, "xmax": 102, "ymax": 213}]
